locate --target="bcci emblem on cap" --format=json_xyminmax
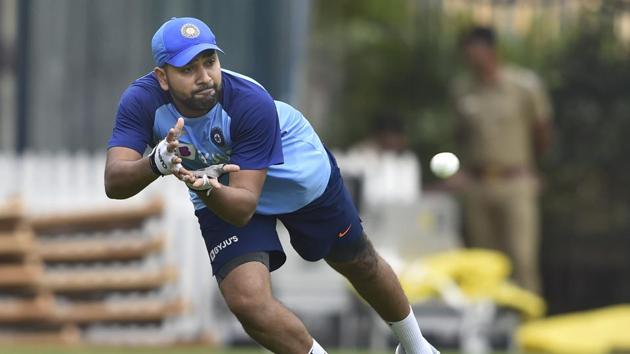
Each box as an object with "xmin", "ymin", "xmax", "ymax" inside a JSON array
[
  {"xmin": 152, "ymin": 17, "xmax": 223, "ymax": 68},
  {"xmin": 181, "ymin": 23, "xmax": 200, "ymax": 38}
]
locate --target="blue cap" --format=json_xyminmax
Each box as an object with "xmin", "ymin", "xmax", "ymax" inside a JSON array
[{"xmin": 152, "ymin": 17, "xmax": 223, "ymax": 67}]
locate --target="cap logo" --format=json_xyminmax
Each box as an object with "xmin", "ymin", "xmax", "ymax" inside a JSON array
[{"xmin": 180, "ymin": 23, "xmax": 200, "ymax": 38}]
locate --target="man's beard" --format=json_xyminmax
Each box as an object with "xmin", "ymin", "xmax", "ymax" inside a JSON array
[{"xmin": 174, "ymin": 83, "xmax": 221, "ymax": 113}]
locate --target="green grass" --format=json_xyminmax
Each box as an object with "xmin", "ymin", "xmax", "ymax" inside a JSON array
[
  {"xmin": 0, "ymin": 346, "xmax": 510, "ymax": 354},
  {"xmin": 0, "ymin": 347, "xmax": 356, "ymax": 354}
]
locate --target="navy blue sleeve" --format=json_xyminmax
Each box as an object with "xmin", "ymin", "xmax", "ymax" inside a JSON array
[
  {"xmin": 107, "ymin": 86, "xmax": 156, "ymax": 155},
  {"xmin": 229, "ymin": 93, "xmax": 284, "ymax": 170}
]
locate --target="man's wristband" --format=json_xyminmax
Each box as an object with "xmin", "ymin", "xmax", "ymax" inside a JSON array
[{"xmin": 148, "ymin": 149, "xmax": 163, "ymax": 177}]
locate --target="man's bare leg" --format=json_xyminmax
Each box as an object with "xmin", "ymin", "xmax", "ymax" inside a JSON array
[
  {"xmin": 326, "ymin": 236, "xmax": 409, "ymax": 321},
  {"xmin": 219, "ymin": 261, "xmax": 316, "ymax": 354},
  {"xmin": 326, "ymin": 235, "xmax": 438, "ymax": 354}
]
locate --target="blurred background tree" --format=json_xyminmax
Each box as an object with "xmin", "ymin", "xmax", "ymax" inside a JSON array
[
  {"xmin": 308, "ymin": 0, "xmax": 630, "ymax": 314},
  {"xmin": 540, "ymin": 3, "xmax": 630, "ymax": 314}
]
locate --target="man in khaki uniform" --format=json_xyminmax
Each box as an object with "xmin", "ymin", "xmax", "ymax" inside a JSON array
[{"xmin": 452, "ymin": 27, "xmax": 553, "ymax": 293}]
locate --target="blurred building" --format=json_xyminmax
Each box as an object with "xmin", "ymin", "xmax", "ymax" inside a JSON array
[{"xmin": 0, "ymin": 0, "xmax": 311, "ymax": 153}]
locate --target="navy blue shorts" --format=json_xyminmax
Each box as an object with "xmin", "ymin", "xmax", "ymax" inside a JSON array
[{"xmin": 194, "ymin": 151, "xmax": 364, "ymax": 276}]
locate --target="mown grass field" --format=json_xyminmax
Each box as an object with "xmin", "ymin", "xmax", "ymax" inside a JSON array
[{"xmin": 0, "ymin": 346, "xmax": 512, "ymax": 354}]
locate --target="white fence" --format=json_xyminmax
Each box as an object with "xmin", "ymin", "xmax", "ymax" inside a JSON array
[{"xmin": 0, "ymin": 152, "xmax": 217, "ymax": 344}]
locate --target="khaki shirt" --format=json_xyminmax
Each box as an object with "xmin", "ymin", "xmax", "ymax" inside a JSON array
[{"xmin": 453, "ymin": 65, "xmax": 552, "ymax": 168}]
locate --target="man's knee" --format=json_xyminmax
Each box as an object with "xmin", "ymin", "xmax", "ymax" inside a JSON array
[
  {"xmin": 224, "ymin": 288, "xmax": 270, "ymax": 321},
  {"xmin": 220, "ymin": 262, "xmax": 273, "ymax": 325}
]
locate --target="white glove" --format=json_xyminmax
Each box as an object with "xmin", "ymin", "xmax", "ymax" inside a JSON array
[
  {"xmin": 186, "ymin": 164, "xmax": 228, "ymax": 196},
  {"xmin": 149, "ymin": 139, "xmax": 182, "ymax": 176}
]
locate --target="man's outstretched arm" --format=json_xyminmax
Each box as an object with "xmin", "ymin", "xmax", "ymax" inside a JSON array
[
  {"xmin": 104, "ymin": 147, "xmax": 159, "ymax": 199},
  {"xmin": 105, "ymin": 118, "xmax": 191, "ymax": 199}
]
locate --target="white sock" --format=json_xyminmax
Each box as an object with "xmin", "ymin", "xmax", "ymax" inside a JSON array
[
  {"xmin": 308, "ymin": 338, "xmax": 328, "ymax": 354},
  {"xmin": 388, "ymin": 307, "xmax": 437, "ymax": 354}
]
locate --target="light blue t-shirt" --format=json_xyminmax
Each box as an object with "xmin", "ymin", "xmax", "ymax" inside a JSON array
[{"xmin": 108, "ymin": 69, "xmax": 331, "ymax": 215}]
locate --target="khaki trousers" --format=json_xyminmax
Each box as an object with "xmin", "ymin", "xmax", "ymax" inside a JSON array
[{"xmin": 464, "ymin": 175, "xmax": 541, "ymax": 293}]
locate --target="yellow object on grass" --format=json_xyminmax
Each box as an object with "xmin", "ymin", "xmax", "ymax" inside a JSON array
[
  {"xmin": 399, "ymin": 248, "xmax": 545, "ymax": 319},
  {"xmin": 516, "ymin": 305, "xmax": 630, "ymax": 354}
]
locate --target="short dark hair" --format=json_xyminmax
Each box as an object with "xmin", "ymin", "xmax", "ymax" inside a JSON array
[{"xmin": 460, "ymin": 26, "xmax": 496, "ymax": 48}]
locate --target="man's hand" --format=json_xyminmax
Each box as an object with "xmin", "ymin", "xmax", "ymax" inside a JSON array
[
  {"xmin": 425, "ymin": 170, "xmax": 471, "ymax": 193},
  {"xmin": 149, "ymin": 118, "xmax": 189, "ymax": 177},
  {"xmin": 184, "ymin": 164, "xmax": 241, "ymax": 196}
]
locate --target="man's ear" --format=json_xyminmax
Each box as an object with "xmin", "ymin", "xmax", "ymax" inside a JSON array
[{"xmin": 154, "ymin": 67, "xmax": 169, "ymax": 91}]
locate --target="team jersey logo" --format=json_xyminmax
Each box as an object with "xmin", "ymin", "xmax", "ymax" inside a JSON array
[
  {"xmin": 211, "ymin": 127, "xmax": 226, "ymax": 147},
  {"xmin": 177, "ymin": 143, "xmax": 196, "ymax": 160},
  {"xmin": 181, "ymin": 23, "xmax": 200, "ymax": 38}
]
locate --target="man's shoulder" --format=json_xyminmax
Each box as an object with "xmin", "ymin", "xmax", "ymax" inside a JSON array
[
  {"xmin": 119, "ymin": 72, "xmax": 170, "ymax": 112},
  {"xmin": 222, "ymin": 69, "xmax": 265, "ymax": 90},
  {"xmin": 502, "ymin": 65, "xmax": 544, "ymax": 92},
  {"xmin": 221, "ymin": 69, "xmax": 275, "ymax": 117},
  {"xmin": 222, "ymin": 70, "xmax": 272, "ymax": 103}
]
